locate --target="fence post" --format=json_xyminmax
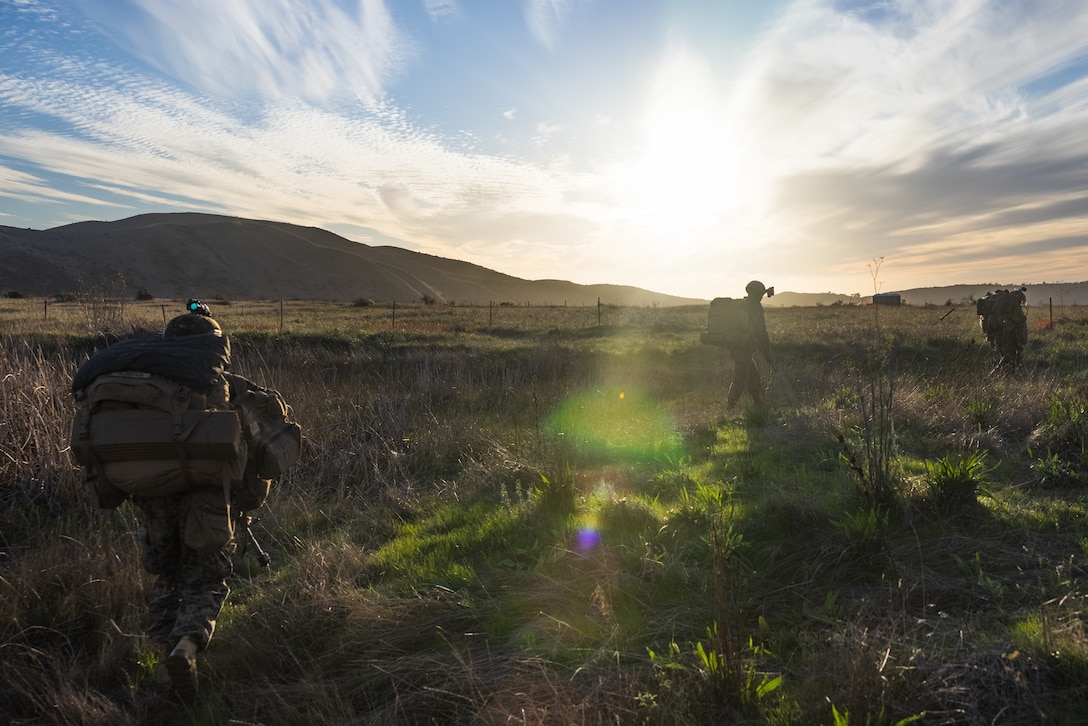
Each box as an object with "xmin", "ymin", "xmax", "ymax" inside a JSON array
[
  {"xmin": 597, "ymin": 297, "xmax": 602, "ymax": 326},
  {"xmin": 44, "ymin": 299, "xmax": 48, "ymax": 320},
  {"xmin": 392, "ymin": 301, "xmax": 396, "ymax": 327},
  {"xmin": 489, "ymin": 301, "xmax": 493, "ymax": 326},
  {"xmin": 279, "ymin": 300, "xmax": 284, "ymax": 333}
]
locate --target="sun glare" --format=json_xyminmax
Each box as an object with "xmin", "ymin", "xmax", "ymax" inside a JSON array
[{"xmin": 623, "ymin": 50, "xmax": 748, "ymax": 238}]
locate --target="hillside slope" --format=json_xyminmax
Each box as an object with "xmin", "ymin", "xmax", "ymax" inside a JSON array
[
  {"xmin": 3, "ymin": 213, "xmax": 1085, "ymax": 307},
  {"xmin": 0, "ymin": 213, "xmax": 705, "ymax": 306}
]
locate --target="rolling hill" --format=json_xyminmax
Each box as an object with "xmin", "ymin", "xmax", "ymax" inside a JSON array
[
  {"xmin": 769, "ymin": 283, "xmax": 1088, "ymax": 308},
  {"xmin": 0, "ymin": 213, "xmax": 707, "ymax": 306},
  {"xmin": 2, "ymin": 212, "xmax": 1085, "ymax": 307}
]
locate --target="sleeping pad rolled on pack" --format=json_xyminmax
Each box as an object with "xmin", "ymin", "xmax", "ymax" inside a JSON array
[{"xmin": 71, "ymin": 332, "xmax": 232, "ymax": 395}]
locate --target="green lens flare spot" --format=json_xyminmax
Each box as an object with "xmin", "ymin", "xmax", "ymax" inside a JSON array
[{"xmin": 545, "ymin": 388, "xmax": 685, "ymax": 462}]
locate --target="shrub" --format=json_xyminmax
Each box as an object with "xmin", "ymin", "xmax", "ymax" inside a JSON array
[{"xmin": 926, "ymin": 450, "xmax": 990, "ymax": 508}]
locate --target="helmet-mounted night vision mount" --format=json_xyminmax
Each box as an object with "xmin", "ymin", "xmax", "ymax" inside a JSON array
[{"xmin": 186, "ymin": 299, "xmax": 212, "ymax": 317}]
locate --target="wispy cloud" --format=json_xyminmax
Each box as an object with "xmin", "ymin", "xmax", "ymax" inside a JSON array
[
  {"xmin": 716, "ymin": 0, "xmax": 1088, "ymax": 289},
  {"xmin": 0, "ymin": 56, "xmax": 585, "ymax": 256},
  {"xmin": 531, "ymin": 122, "xmax": 563, "ymax": 146},
  {"xmin": 422, "ymin": 0, "xmax": 459, "ymax": 23},
  {"xmin": 523, "ymin": 0, "xmax": 575, "ymax": 50},
  {"xmin": 95, "ymin": 0, "xmax": 411, "ymax": 105},
  {"xmin": 0, "ymin": 161, "xmax": 130, "ymax": 210}
]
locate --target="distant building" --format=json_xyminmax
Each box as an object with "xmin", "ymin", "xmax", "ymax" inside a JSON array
[{"xmin": 873, "ymin": 292, "xmax": 902, "ymax": 307}]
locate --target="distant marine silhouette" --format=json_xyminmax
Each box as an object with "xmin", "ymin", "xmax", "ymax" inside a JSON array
[{"xmin": 976, "ymin": 287, "xmax": 1028, "ymax": 372}]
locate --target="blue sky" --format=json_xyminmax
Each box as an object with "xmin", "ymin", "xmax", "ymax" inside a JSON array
[{"xmin": 2, "ymin": 0, "xmax": 1088, "ymax": 298}]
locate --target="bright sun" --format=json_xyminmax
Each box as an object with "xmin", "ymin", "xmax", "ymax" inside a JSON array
[{"xmin": 625, "ymin": 50, "xmax": 748, "ymax": 237}]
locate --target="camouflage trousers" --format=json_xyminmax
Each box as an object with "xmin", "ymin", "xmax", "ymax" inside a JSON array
[
  {"xmin": 992, "ymin": 334, "xmax": 1024, "ymax": 370},
  {"xmin": 136, "ymin": 493, "xmax": 232, "ymax": 650},
  {"xmin": 727, "ymin": 347, "xmax": 763, "ymax": 407}
]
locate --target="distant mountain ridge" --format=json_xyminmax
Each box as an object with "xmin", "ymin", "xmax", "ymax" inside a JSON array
[
  {"xmin": 767, "ymin": 283, "xmax": 1088, "ymax": 308},
  {"xmin": 1, "ymin": 213, "xmax": 1085, "ymax": 307},
  {"xmin": 0, "ymin": 213, "xmax": 705, "ymax": 306}
]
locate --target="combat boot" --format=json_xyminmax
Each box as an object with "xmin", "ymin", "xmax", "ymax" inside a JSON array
[
  {"xmin": 166, "ymin": 635, "xmax": 199, "ymax": 702},
  {"xmin": 154, "ymin": 643, "xmax": 172, "ymax": 688},
  {"xmin": 751, "ymin": 387, "xmax": 765, "ymax": 408}
]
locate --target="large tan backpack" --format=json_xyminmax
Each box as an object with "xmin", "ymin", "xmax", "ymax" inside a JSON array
[
  {"xmin": 699, "ymin": 297, "xmax": 753, "ymax": 348},
  {"xmin": 976, "ymin": 288, "xmax": 1027, "ymax": 347},
  {"xmin": 70, "ymin": 370, "xmax": 246, "ymax": 506}
]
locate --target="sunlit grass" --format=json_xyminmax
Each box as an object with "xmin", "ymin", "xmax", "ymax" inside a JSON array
[
  {"xmin": 369, "ymin": 500, "xmax": 533, "ymax": 589},
  {"xmin": 6, "ymin": 300, "xmax": 1088, "ymax": 722}
]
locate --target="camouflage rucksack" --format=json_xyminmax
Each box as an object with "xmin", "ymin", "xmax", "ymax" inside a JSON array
[
  {"xmin": 70, "ymin": 370, "xmax": 244, "ymax": 506},
  {"xmin": 700, "ymin": 297, "xmax": 753, "ymax": 348},
  {"xmin": 976, "ymin": 288, "xmax": 1027, "ymax": 345},
  {"xmin": 69, "ymin": 331, "xmax": 244, "ymax": 509},
  {"xmin": 225, "ymin": 373, "xmax": 302, "ymax": 511}
]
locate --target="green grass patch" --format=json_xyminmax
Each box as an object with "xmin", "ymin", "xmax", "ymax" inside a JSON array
[{"xmin": 10, "ymin": 302, "xmax": 1088, "ymax": 721}]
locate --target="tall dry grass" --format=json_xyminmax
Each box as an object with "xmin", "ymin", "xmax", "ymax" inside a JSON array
[{"xmin": 3, "ymin": 299, "xmax": 1088, "ymax": 723}]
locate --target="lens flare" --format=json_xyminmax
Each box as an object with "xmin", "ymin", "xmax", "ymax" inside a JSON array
[
  {"xmin": 545, "ymin": 387, "xmax": 685, "ymax": 462},
  {"xmin": 576, "ymin": 512, "xmax": 601, "ymax": 551}
]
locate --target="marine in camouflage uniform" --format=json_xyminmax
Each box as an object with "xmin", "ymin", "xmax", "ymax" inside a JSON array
[
  {"xmin": 144, "ymin": 311, "xmax": 235, "ymax": 701},
  {"xmin": 73, "ymin": 303, "xmax": 265, "ymax": 703},
  {"xmin": 978, "ymin": 288, "xmax": 1028, "ymax": 372},
  {"xmin": 726, "ymin": 280, "xmax": 773, "ymax": 408}
]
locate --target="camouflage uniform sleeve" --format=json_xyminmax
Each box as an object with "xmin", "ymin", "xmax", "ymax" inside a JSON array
[
  {"xmin": 222, "ymin": 372, "xmax": 273, "ymax": 513},
  {"xmin": 751, "ymin": 304, "xmax": 771, "ymax": 357},
  {"xmin": 224, "ymin": 372, "xmax": 259, "ymax": 402}
]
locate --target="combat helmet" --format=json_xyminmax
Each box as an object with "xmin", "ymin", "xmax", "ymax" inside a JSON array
[
  {"xmin": 745, "ymin": 280, "xmax": 767, "ymax": 299},
  {"xmin": 163, "ymin": 299, "xmax": 222, "ymax": 338}
]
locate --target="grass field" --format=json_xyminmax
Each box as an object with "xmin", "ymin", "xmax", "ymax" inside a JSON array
[{"xmin": 3, "ymin": 296, "xmax": 1088, "ymax": 724}]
